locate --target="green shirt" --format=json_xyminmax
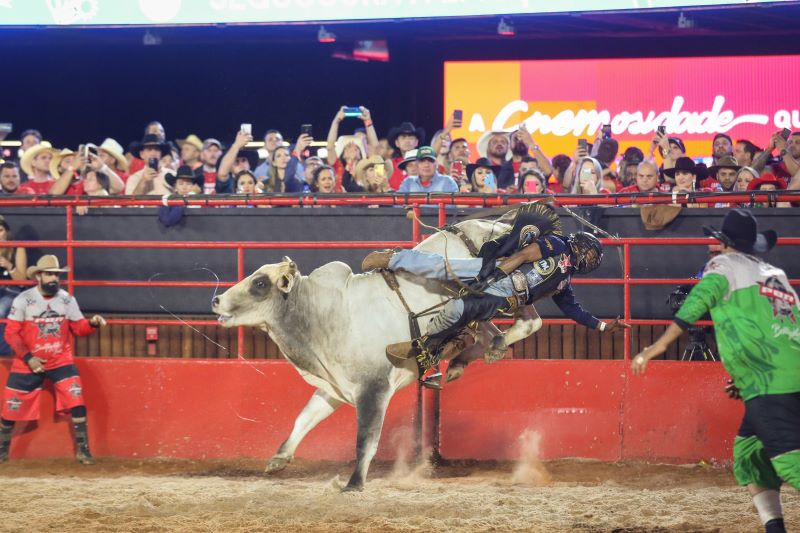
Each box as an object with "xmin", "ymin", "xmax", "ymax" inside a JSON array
[{"xmin": 675, "ymin": 252, "xmax": 800, "ymax": 401}]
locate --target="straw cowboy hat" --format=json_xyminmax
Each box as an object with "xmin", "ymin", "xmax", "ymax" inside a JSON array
[
  {"xmin": 49, "ymin": 148, "xmax": 76, "ymax": 179},
  {"xmin": 334, "ymin": 135, "xmax": 366, "ymax": 160},
  {"xmin": 476, "ymin": 131, "xmax": 512, "ymax": 161},
  {"xmin": 355, "ymin": 155, "xmax": 393, "ymax": 184},
  {"xmin": 177, "ymin": 134, "xmax": 203, "ymax": 152},
  {"xmin": 98, "ymin": 138, "xmax": 129, "ymax": 171},
  {"xmin": 20, "ymin": 144, "xmax": 58, "ymax": 176},
  {"xmin": 27, "ymin": 254, "xmax": 69, "ymax": 279}
]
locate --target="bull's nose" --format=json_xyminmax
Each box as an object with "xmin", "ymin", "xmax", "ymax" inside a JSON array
[{"xmin": 211, "ymin": 296, "xmax": 220, "ymax": 307}]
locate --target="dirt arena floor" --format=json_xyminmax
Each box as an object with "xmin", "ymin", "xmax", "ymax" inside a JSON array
[{"xmin": 1, "ymin": 457, "xmax": 797, "ymax": 533}]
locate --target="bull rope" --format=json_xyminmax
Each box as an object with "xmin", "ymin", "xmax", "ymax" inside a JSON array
[{"xmin": 145, "ymin": 267, "xmax": 266, "ymax": 378}]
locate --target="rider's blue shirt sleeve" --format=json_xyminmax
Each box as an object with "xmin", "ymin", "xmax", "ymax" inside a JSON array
[
  {"xmin": 536, "ymin": 235, "xmax": 567, "ymax": 259},
  {"xmin": 552, "ymin": 284, "xmax": 601, "ymax": 329}
]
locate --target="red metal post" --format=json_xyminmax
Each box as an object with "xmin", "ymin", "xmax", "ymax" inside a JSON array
[
  {"xmin": 65, "ymin": 208, "xmax": 74, "ymax": 295},
  {"xmin": 623, "ymin": 243, "xmax": 631, "ymax": 360},
  {"xmin": 437, "ymin": 203, "xmax": 446, "ymax": 228},
  {"xmin": 237, "ymin": 246, "xmax": 245, "ymax": 358}
]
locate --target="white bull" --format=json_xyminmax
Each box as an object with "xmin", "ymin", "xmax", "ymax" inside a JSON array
[{"xmin": 211, "ymin": 218, "xmax": 543, "ymax": 491}]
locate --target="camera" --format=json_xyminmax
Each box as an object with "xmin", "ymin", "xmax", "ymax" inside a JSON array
[
  {"xmin": 667, "ymin": 284, "xmax": 716, "ymax": 361},
  {"xmin": 148, "ymin": 158, "xmax": 159, "ymax": 171},
  {"xmin": 657, "ymin": 125, "xmax": 666, "ymax": 135}
]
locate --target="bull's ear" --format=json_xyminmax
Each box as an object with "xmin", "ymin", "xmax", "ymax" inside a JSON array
[
  {"xmin": 277, "ymin": 272, "xmax": 295, "ymax": 294},
  {"xmin": 282, "ymin": 256, "xmax": 297, "ymax": 275}
]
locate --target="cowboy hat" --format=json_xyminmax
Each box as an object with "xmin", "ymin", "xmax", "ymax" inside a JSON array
[
  {"xmin": 177, "ymin": 134, "xmax": 203, "ymax": 152},
  {"xmin": 131, "ymin": 134, "xmax": 170, "ymax": 159},
  {"xmin": 397, "ymin": 149, "xmax": 418, "ymax": 171},
  {"xmin": 20, "ymin": 144, "xmax": 57, "ymax": 176},
  {"xmin": 640, "ymin": 204, "xmax": 682, "ymax": 231},
  {"xmin": 355, "ymin": 155, "xmax": 393, "ymax": 183},
  {"xmin": 466, "ymin": 157, "xmax": 501, "ymax": 181},
  {"xmin": 98, "ymin": 138, "xmax": 129, "ymax": 171},
  {"xmin": 476, "ymin": 131, "xmax": 512, "ymax": 161},
  {"xmin": 334, "ymin": 135, "xmax": 366, "ymax": 160},
  {"xmin": 707, "ymin": 155, "xmax": 741, "ymax": 177},
  {"xmin": 662, "ymin": 156, "xmax": 697, "ymax": 178},
  {"xmin": 747, "ymin": 173, "xmax": 786, "ymax": 191},
  {"xmin": 387, "ymin": 122, "xmax": 426, "ymax": 150},
  {"xmin": 49, "ymin": 148, "xmax": 76, "ymax": 179},
  {"xmin": 703, "ymin": 208, "xmax": 777, "ymax": 254},
  {"xmin": 27, "ymin": 254, "xmax": 69, "ymax": 279},
  {"xmin": 165, "ymin": 165, "xmax": 204, "ymax": 190}
]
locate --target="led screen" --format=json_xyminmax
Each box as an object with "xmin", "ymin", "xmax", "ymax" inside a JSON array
[
  {"xmin": 444, "ymin": 56, "xmax": 800, "ymax": 162},
  {"xmin": 0, "ymin": 0, "xmax": 788, "ymax": 26}
]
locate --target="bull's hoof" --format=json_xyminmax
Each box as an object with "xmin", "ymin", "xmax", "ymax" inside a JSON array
[
  {"xmin": 265, "ymin": 455, "xmax": 291, "ymax": 474},
  {"xmin": 484, "ymin": 335, "xmax": 507, "ymax": 364},
  {"xmin": 341, "ymin": 483, "xmax": 364, "ymax": 492},
  {"xmin": 445, "ymin": 364, "xmax": 466, "ymax": 383}
]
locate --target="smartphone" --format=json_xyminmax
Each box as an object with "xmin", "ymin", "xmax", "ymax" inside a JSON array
[
  {"xmin": 300, "ymin": 124, "xmax": 313, "ymax": 137},
  {"xmin": 343, "ymin": 107, "xmax": 362, "ymax": 118},
  {"xmin": 453, "ymin": 109, "xmax": 463, "ymax": 128},
  {"xmin": 148, "ymin": 158, "xmax": 159, "ymax": 171},
  {"xmin": 781, "ymin": 128, "xmax": 791, "ymax": 140},
  {"xmin": 240, "ymin": 123, "xmax": 252, "ymax": 135},
  {"xmin": 578, "ymin": 139, "xmax": 588, "ymax": 151},
  {"xmin": 657, "ymin": 125, "xmax": 667, "ymax": 135},
  {"xmin": 483, "ymin": 172, "xmax": 497, "ymax": 192},
  {"xmin": 374, "ymin": 164, "xmax": 385, "ymax": 177},
  {"xmin": 601, "ymin": 124, "xmax": 612, "ymax": 140},
  {"xmin": 451, "ymin": 160, "xmax": 463, "ymax": 176}
]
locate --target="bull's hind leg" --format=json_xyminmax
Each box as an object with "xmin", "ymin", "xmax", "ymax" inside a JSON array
[
  {"xmin": 266, "ymin": 388, "xmax": 342, "ymax": 474},
  {"xmin": 344, "ymin": 385, "xmax": 391, "ymax": 492},
  {"xmin": 486, "ymin": 305, "xmax": 543, "ymax": 362}
]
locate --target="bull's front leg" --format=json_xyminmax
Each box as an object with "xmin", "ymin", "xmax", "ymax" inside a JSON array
[
  {"xmin": 486, "ymin": 305, "xmax": 543, "ymax": 362},
  {"xmin": 344, "ymin": 385, "xmax": 391, "ymax": 492},
  {"xmin": 266, "ymin": 388, "xmax": 342, "ymax": 474}
]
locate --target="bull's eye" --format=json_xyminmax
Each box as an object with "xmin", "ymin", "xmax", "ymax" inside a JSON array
[{"xmin": 255, "ymin": 280, "xmax": 266, "ymax": 288}]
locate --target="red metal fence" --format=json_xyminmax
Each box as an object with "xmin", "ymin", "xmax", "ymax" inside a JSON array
[{"xmin": 0, "ymin": 195, "xmax": 797, "ymax": 462}]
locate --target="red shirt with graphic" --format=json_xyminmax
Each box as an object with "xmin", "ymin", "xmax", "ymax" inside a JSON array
[{"xmin": 4, "ymin": 287, "xmax": 96, "ymax": 373}]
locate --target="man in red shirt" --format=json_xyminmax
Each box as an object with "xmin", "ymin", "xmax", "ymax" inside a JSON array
[
  {"xmin": 0, "ymin": 255, "xmax": 106, "ymax": 464},
  {"xmin": 19, "ymin": 144, "xmax": 56, "ymax": 194},
  {"xmin": 618, "ymin": 161, "xmax": 666, "ymax": 193}
]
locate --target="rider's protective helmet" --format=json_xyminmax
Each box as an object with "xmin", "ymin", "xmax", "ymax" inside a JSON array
[{"xmin": 567, "ymin": 231, "xmax": 603, "ymax": 274}]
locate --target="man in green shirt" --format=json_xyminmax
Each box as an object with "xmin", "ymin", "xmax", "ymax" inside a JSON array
[{"xmin": 632, "ymin": 209, "xmax": 799, "ymax": 533}]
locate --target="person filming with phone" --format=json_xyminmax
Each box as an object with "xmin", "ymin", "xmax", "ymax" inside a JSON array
[{"xmin": 124, "ymin": 134, "xmax": 173, "ymax": 195}]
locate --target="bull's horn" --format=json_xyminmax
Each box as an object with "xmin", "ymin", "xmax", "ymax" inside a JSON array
[{"xmin": 281, "ymin": 255, "xmax": 293, "ymax": 264}]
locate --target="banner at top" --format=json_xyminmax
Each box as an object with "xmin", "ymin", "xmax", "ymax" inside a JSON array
[
  {"xmin": 0, "ymin": 0, "xmax": 788, "ymax": 26},
  {"xmin": 443, "ymin": 56, "xmax": 800, "ymax": 161}
]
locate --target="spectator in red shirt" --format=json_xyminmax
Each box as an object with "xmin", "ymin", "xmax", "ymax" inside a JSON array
[
  {"xmin": 199, "ymin": 139, "xmax": 223, "ymax": 194},
  {"xmin": 177, "ymin": 134, "xmax": 204, "ymax": 172},
  {"xmin": 518, "ymin": 168, "xmax": 549, "ymax": 195},
  {"xmin": 387, "ymin": 121, "xmax": 425, "ymax": 190},
  {"xmin": 707, "ymin": 155, "xmax": 740, "ymax": 192},
  {"xmin": 747, "ymin": 173, "xmax": 791, "ymax": 208},
  {"xmin": 476, "ymin": 131, "xmax": 510, "ymax": 167},
  {"xmin": 19, "ymin": 145, "xmax": 56, "ymax": 194},
  {"xmin": 711, "ymin": 133, "xmax": 734, "ymax": 166},
  {"xmin": 734, "ymin": 139, "xmax": 759, "ymax": 168},
  {"xmin": 128, "ymin": 121, "xmax": 167, "ymax": 176},
  {"xmin": 50, "ymin": 147, "xmax": 124, "ymax": 196},
  {"xmin": 548, "ymin": 154, "xmax": 571, "ymax": 194},
  {"xmin": 618, "ymin": 161, "xmax": 663, "ymax": 194},
  {"xmin": 0, "ymin": 255, "xmax": 106, "ymax": 464},
  {"xmin": 497, "ymin": 126, "xmax": 553, "ymax": 191},
  {"xmin": 96, "ymin": 138, "xmax": 129, "ymax": 184},
  {"xmin": 0, "ymin": 162, "xmax": 21, "ymax": 194}
]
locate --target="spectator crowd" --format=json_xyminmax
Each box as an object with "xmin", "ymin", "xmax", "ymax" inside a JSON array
[{"xmin": 1, "ymin": 107, "xmax": 798, "ymax": 207}]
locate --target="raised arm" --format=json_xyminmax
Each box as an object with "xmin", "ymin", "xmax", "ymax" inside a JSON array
[
  {"xmin": 218, "ymin": 130, "xmax": 253, "ymax": 184},
  {"xmin": 360, "ymin": 107, "xmax": 380, "ymax": 157},
  {"xmin": 326, "ymin": 106, "xmax": 346, "ymax": 166},
  {"xmin": 517, "ymin": 125, "xmax": 552, "ymax": 177}
]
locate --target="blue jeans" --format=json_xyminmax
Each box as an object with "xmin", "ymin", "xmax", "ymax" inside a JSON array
[
  {"xmin": 389, "ymin": 249, "xmax": 515, "ymax": 298},
  {"xmin": 0, "ymin": 288, "xmax": 19, "ymax": 356}
]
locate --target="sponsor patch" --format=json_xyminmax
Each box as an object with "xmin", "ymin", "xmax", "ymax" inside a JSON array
[
  {"xmin": 557, "ymin": 254, "xmax": 572, "ymax": 273},
  {"xmin": 68, "ymin": 382, "xmax": 82, "ymax": 398},
  {"xmin": 6, "ymin": 396, "xmax": 21, "ymax": 412},
  {"xmin": 758, "ymin": 277, "xmax": 797, "ymax": 323},
  {"xmin": 533, "ymin": 258, "xmax": 556, "ymax": 276}
]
